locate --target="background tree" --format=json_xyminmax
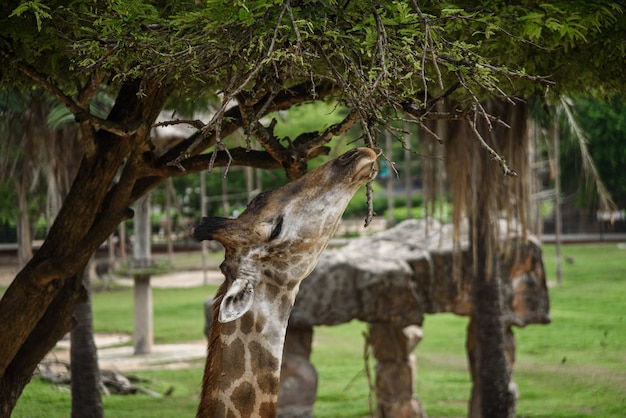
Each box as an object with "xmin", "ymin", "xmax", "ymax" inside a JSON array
[
  {"xmin": 0, "ymin": 89, "xmax": 50, "ymax": 266},
  {"xmin": 0, "ymin": 1, "xmax": 624, "ymax": 417}
]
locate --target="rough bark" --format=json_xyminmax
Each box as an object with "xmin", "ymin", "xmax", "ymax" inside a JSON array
[
  {"xmin": 0, "ymin": 272, "xmax": 85, "ymax": 416},
  {"xmin": 468, "ymin": 253, "xmax": 513, "ymax": 418},
  {"xmin": 0, "ymin": 78, "xmax": 172, "ymax": 416}
]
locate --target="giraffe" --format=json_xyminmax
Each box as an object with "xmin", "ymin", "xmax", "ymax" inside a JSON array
[{"xmin": 192, "ymin": 147, "xmax": 378, "ymax": 418}]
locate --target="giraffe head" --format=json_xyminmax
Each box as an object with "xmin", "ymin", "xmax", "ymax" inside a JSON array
[{"xmin": 193, "ymin": 147, "xmax": 378, "ymax": 322}]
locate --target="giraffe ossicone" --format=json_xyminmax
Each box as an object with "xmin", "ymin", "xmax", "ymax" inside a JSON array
[{"xmin": 192, "ymin": 147, "xmax": 378, "ymax": 418}]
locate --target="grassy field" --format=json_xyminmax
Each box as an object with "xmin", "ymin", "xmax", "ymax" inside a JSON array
[{"xmin": 8, "ymin": 242, "xmax": 626, "ymax": 417}]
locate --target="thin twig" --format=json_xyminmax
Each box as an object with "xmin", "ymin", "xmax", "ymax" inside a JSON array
[
  {"xmin": 153, "ymin": 119, "xmax": 205, "ymax": 130},
  {"xmin": 467, "ymin": 115, "xmax": 517, "ymax": 177}
]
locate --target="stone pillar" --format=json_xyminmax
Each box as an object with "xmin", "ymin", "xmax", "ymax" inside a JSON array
[
  {"xmin": 278, "ymin": 325, "xmax": 317, "ymax": 418},
  {"xmin": 369, "ymin": 323, "xmax": 425, "ymax": 418},
  {"xmin": 133, "ymin": 193, "xmax": 153, "ymax": 355},
  {"xmin": 133, "ymin": 274, "xmax": 153, "ymax": 354}
]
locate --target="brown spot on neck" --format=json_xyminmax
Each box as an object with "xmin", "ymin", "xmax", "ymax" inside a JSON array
[{"xmin": 231, "ymin": 382, "xmax": 255, "ymax": 417}]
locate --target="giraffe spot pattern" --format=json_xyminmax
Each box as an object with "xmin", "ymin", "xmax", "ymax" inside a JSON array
[
  {"xmin": 256, "ymin": 370, "xmax": 280, "ymax": 396},
  {"xmin": 279, "ymin": 294, "xmax": 293, "ymax": 317},
  {"xmin": 254, "ymin": 314, "xmax": 267, "ymax": 334},
  {"xmin": 264, "ymin": 282, "xmax": 281, "ymax": 301},
  {"xmin": 249, "ymin": 340, "xmax": 280, "ymax": 394},
  {"xmin": 231, "ymin": 382, "xmax": 255, "ymax": 417},
  {"xmin": 239, "ymin": 312, "xmax": 254, "ymax": 335},
  {"xmin": 220, "ymin": 318, "xmax": 238, "ymax": 336},
  {"xmin": 258, "ymin": 401, "xmax": 277, "ymax": 417},
  {"xmin": 220, "ymin": 337, "xmax": 245, "ymax": 389}
]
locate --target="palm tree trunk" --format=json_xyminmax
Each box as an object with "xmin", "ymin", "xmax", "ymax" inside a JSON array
[{"xmin": 15, "ymin": 179, "xmax": 33, "ymax": 269}]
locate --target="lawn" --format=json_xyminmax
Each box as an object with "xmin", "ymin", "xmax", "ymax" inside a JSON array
[{"xmin": 9, "ymin": 242, "xmax": 626, "ymax": 417}]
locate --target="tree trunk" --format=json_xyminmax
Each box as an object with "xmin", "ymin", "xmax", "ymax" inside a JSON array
[
  {"xmin": 0, "ymin": 273, "xmax": 86, "ymax": 417},
  {"xmin": 465, "ymin": 102, "xmax": 517, "ymax": 418},
  {"xmin": 0, "ymin": 78, "xmax": 172, "ymax": 416},
  {"xmin": 467, "ymin": 192, "xmax": 512, "ymax": 418},
  {"xmin": 552, "ymin": 112, "xmax": 563, "ymax": 285},
  {"xmin": 71, "ymin": 258, "xmax": 103, "ymax": 418},
  {"xmin": 15, "ymin": 178, "xmax": 33, "ymax": 269},
  {"xmin": 444, "ymin": 99, "xmax": 528, "ymax": 418}
]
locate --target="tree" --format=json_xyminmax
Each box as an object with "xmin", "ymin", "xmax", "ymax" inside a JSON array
[{"xmin": 1, "ymin": 1, "xmax": 625, "ymax": 417}]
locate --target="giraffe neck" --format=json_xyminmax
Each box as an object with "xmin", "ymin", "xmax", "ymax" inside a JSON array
[{"xmin": 198, "ymin": 281, "xmax": 299, "ymax": 418}]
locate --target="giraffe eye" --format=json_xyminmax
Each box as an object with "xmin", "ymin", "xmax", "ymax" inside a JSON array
[{"xmin": 268, "ymin": 216, "xmax": 283, "ymax": 241}]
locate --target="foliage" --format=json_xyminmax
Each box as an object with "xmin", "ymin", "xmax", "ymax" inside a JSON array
[
  {"xmin": 460, "ymin": 1, "xmax": 626, "ymax": 96},
  {"xmin": 2, "ymin": 0, "xmax": 624, "ymax": 204}
]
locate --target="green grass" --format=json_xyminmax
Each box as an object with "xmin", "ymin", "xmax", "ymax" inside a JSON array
[
  {"xmin": 14, "ymin": 368, "xmax": 205, "ymax": 418},
  {"xmin": 512, "ymin": 243, "xmax": 626, "ymax": 418},
  {"xmin": 10, "ymin": 243, "xmax": 626, "ymax": 417},
  {"xmin": 91, "ymin": 284, "xmax": 219, "ymax": 343}
]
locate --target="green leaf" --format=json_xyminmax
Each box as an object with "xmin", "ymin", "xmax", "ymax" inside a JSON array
[{"xmin": 9, "ymin": 0, "xmax": 51, "ymax": 31}]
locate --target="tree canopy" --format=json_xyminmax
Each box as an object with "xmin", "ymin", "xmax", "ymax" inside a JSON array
[{"xmin": 2, "ymin": 1, "xmax": 623, "ymax": 177}]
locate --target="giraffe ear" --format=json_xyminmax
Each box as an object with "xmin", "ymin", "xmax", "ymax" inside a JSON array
[{"xmin": 218, "ymin": 278, "xmax": 255, "ymax": 323}]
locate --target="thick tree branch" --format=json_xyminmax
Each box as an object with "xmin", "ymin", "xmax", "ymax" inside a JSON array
[
  {"xmin": 76, "ymin": 70, "xmax": 106, "ymax": 108},
  {"xmin": 161, "ymin": 148, "xmax": 282, "ymax": 176},
  {"xmin": 157, "ymin": 81, "xmax": 339, "ymax": 169},
  {"xmin": 293, "ymin": 108, "xmax": 360, "ymax": 153},
  {"xmin": 248, "ymin": 118, "xmax": 286, "ymax": 165},
  {"xmin": 131, "ymin": 148, "xmax": 283, "ymax": 202},
  {"xmin": 152, "ymin": 107, "xmax": 357, "ymax": 185}
]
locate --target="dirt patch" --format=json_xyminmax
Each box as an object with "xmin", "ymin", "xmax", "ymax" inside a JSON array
[{"xmin": 45, "ymin": 333, "xmax": 207, "ymax": 372}]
